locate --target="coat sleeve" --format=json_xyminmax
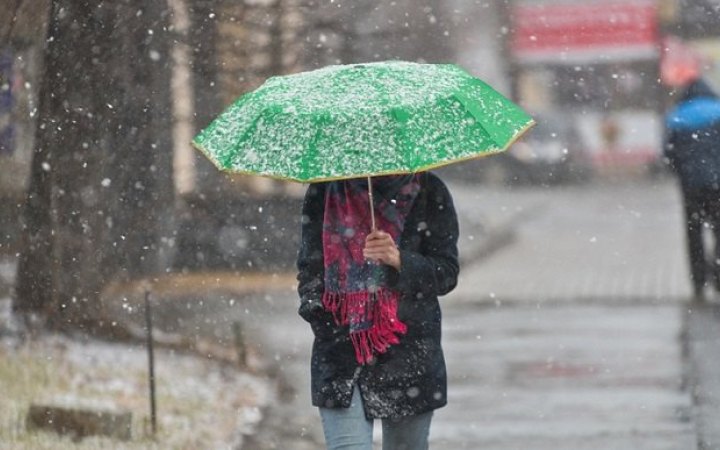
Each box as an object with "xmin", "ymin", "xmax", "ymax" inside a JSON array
[
  {"xmin": 296, "ymin": 183, "xmax": 337, "ymax": 337},
  {"xmin": 391, "ymin": 174, "xmax": 460, "ymax": 298},
  {"xmin": 296, "ymin": 183, "xmax": 325, "ymax": 319}
]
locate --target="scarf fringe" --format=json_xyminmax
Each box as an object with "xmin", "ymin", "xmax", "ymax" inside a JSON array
[{"xmin": 322, "ymin": 289, "xmax": 407, "ymax": 365}]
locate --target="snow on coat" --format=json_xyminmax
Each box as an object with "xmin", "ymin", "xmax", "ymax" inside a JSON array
[{"xmin": 296, "ymin": 172, "xmax": 459, "ymax": 420}]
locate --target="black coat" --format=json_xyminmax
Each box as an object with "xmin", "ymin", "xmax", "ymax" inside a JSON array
[
  {"xmin": 296, "ymin": 172, "xmax": 459, "ymax": 419},
  {"xmin": 664, "ymin": 79, "xmax": 720, "ymax": 192}
]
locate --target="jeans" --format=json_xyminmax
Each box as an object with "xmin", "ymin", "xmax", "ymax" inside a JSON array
[{"xmin": 319, "ymin": 384, "xmax": 433, "ymax": 450}]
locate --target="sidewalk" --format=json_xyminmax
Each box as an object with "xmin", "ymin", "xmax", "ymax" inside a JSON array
[
  {"xmin": 437, "ymin": 178, "xmax": 698, "ymax": 449},
  {"xmin": 450, "ymin": 179, "xmax": 692, "ymax": 303},
  {"xmin": 434, "ymin": 302, "xmax": 694, "ymax": 449}
]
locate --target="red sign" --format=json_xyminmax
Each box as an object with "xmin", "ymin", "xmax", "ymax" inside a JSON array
[{"xmin": 511, "ymin": 1, "xmax": 659, "ymax": 63}]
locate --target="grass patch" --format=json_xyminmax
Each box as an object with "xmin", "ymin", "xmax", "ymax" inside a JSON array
[{"xmin": 0, "ymin": 335, "xmax": 268, "ymax": 449}]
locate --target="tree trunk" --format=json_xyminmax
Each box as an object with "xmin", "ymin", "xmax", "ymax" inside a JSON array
[
  {"xmin": 188, "ymin": 0, "xmax": 224, "ymax": 195},
  {"xmin": 14, "ymin": 0, "xmax": 175, "ymax": 333},
  {"xmin": 13, "ymin": 115, "xmax": 54, "ymax": 315},
  {"xmin": 0, "ymin": 0, "xmax": 24, "ymax": 46}
]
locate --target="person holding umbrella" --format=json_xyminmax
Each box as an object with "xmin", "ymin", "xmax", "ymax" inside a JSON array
[
  {"xmin": 192, "ymin": 61, "xmax": 533, "ymax": 448},
  {"xmin": 297, "ymin": 172, "xmax": 458, "ymax": 448},
  {"xmin": 664, "ymin": 77, "xmax": 720, "ymax": 301}
]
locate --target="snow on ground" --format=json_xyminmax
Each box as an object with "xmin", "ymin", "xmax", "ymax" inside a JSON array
[{"xmin": 0, "ymin": 298, "xmax": 271, "ymax": 450}]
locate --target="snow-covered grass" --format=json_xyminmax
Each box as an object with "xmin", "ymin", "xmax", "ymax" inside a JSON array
[{"xmin": 0, "ymin": 308, "xmax": 270, "ymax": 449}]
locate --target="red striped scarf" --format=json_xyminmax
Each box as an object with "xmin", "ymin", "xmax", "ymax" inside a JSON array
[{"xmin": 322, "ymin": 175, "xmax": 421, "ymax": 364}]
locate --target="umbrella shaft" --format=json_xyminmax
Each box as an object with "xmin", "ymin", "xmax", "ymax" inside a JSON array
[{"xmin": 367, "ymin": 176, "xmax": 376, "ymax": 231}]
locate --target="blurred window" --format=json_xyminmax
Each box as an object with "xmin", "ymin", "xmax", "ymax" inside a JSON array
[{"xmin": 552, "ymin": 62, "xmax": 661, "ymax": 110}]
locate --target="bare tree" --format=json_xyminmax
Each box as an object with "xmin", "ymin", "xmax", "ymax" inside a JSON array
[
  {"xmin": 187, "ymin": 0, "xmax": 226, "ymax": 194},
  {"xmin": 14, "ymin": 1, "xmax": 175, "ymax": 334}
]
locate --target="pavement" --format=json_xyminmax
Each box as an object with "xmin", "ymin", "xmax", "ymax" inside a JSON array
[
  {"xmin": 237, "ymin": 177, "xmax": 717, "ymax": 450},
  {"xmin": 450, "ymin": 178, "xmax": 691, "ymax": 303}
]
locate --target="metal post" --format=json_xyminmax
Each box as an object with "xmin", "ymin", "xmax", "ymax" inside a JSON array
[
  {"xmin": 144, "ymin": 290, "xmax": 157, "ymax": 435},
  {"xmin": 367, "ymin": 176, "xmax": 376, "ymax": 231},
  {"xmin": 232, "ymin": 321, "xmax": 247, "ymax": 367}
]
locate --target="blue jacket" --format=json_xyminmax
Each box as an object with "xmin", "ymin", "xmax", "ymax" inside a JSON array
[{"xmin": 664, "ymin": 79, "xmax": 720, "ymax": 191}]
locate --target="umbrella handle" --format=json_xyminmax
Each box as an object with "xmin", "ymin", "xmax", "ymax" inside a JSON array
[{"xmin": 367, "ymin": 176, "xmax": 376, "ymax": 232}]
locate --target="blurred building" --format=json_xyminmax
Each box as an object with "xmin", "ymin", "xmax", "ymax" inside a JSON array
[
  {"xmin": 6, "ymin": 0, "xmax": 717, "ymax": 272},
  {"xmin": 507, "ymin": 0, "xmax": 663, "ymax": 176},
  {"xmin": 503, "ymin": 0, "xmax": 720, "ymax": 178}
]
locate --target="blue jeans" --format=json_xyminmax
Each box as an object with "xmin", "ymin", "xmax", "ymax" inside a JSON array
[{"xmin": 319, "ymin": 384, "xmax": 433, "ymax": 450}]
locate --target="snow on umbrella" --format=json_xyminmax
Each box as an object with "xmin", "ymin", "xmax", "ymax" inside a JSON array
[{"xmin": 192, "ymin": 61, "xmax": 534, "ymax": 184}]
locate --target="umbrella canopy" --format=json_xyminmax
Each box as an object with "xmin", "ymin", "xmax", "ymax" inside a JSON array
[{"xmin": 193, "ymin": 61, "xmax": 534, "ymax": 183}]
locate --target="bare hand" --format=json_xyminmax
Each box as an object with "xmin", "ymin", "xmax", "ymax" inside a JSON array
[{"xmin": 363, "ymin": 230, "xmax": 401, "ymax": 270}]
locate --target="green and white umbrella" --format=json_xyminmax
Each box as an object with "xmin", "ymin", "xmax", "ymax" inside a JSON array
[{"xmin": 193, "ymin": 61, "xmax": 534, "ymax": 184}]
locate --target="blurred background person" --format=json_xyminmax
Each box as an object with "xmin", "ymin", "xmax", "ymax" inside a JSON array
[{"xmin": 664, "ymin": 76, "xmax": 720, "ymax": 301}]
